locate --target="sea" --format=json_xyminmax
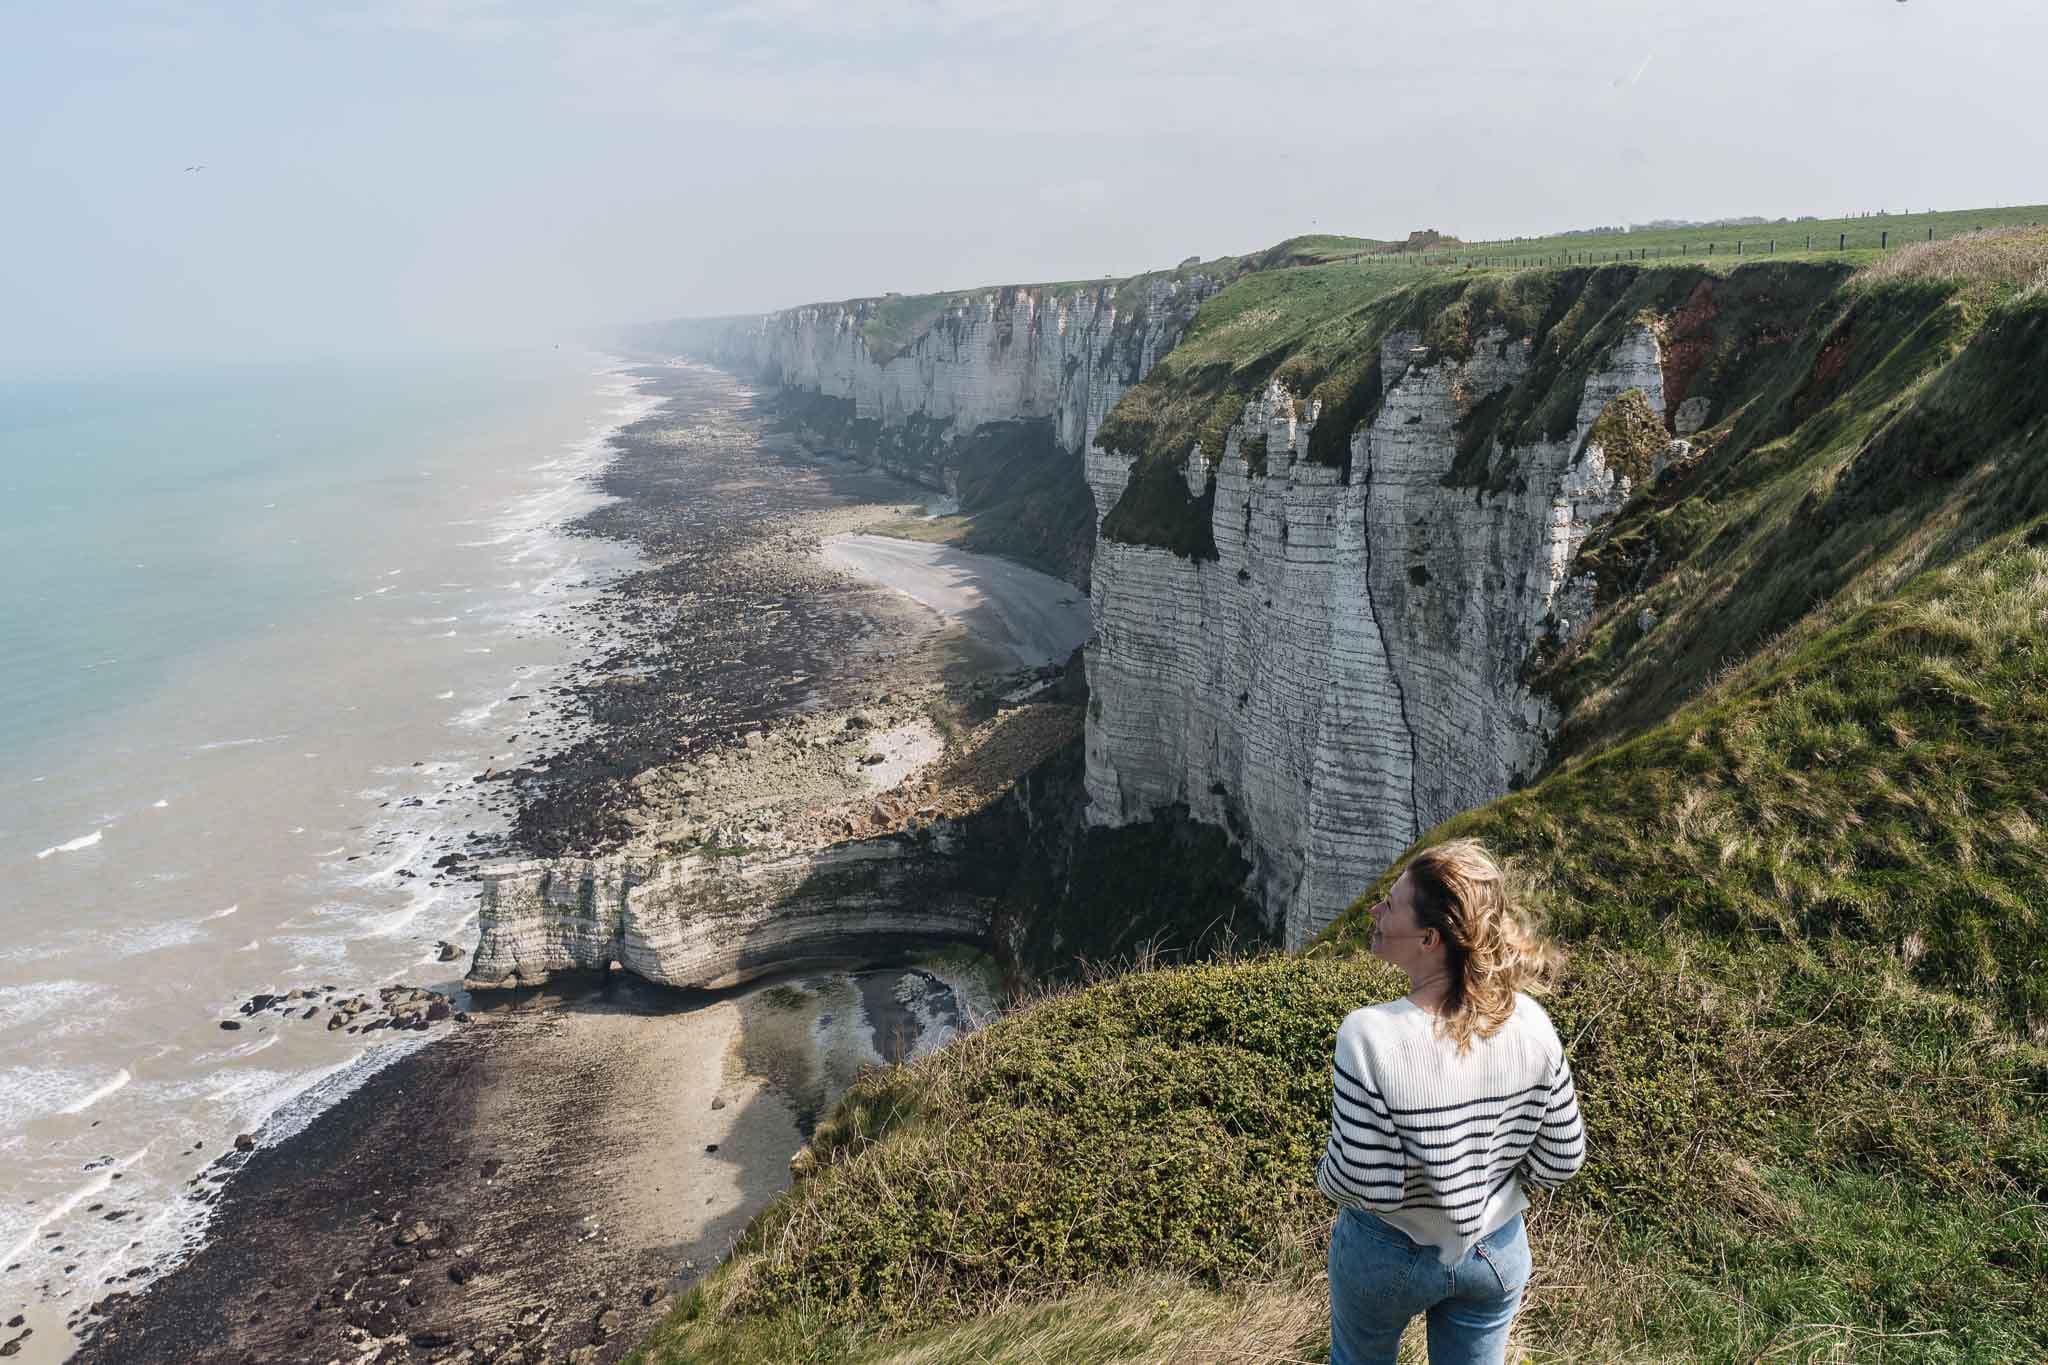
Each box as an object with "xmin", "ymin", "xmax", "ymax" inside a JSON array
[{"xmin": 0, "ymin": 349, "xmax": 659, "ymax": 1342}]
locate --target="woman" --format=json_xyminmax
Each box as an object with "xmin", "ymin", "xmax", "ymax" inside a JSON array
[{"xmin": 1316, "ymin": 839, "xmax": 1585, "ymax": 1365}]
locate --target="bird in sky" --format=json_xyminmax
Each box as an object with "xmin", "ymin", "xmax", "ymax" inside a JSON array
[{"xmin": 184, "ymin": 164, "xmax": 205, "ymax": 172}]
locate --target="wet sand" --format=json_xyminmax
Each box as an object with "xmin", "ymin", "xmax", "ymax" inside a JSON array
[{"xmin": 821, "ymin": 534, "xmax": 1091, "ymax": 669}]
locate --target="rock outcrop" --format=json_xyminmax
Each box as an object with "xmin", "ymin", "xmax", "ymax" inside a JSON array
[
  {"xmin": 466, "ymin": 833, "xmax": 988, "ymax": 992},
  {"xmin": 1084, "ymin": 327, "xmax": 1664, "ymax": 946}
]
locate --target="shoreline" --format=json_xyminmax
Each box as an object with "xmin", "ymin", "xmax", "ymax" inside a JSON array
[
  {"xmin": 74, "ymin": 974, "xmax": 789, "ymax": 1365},
  {"xmin": 0, "ymin": 353, "xmax": 662, "ymax": 1364},
  {"xmin": 62, "ymin": 358, "xmax": 1075, "ymax": 1363}
]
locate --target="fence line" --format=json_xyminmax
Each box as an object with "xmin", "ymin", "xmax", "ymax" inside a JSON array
[{"xmin": 1318, "ymin": 220, "xmax": 2042, "ymax": 274}]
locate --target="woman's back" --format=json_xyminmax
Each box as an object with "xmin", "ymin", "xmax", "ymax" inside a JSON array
[
  {"xmin": 1316, "ymin": 992, "xmax": 1584, "ymax": 1266},
  {"xmin": 1320, "ymin": 839, "xmax": 1584, "ymax": 1364}
]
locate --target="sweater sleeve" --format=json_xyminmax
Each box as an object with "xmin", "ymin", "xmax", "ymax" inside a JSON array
[
  {"xmin": 1315, "ymin": 1018, "xmax": 1406, "ymax": 1212},
  {"xmin": 1519, "ymin": 1051, "xmax": 1587, "ymax": 1190}
]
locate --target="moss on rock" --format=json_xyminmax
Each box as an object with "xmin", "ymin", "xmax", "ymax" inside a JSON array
[{"xmin": 1581, "ymin": 386, "xmax": 1668, "ymax": 484}]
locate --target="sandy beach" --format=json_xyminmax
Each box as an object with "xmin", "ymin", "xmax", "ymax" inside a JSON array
[{"xmin": 820, "ymin": 534, "xmax": 1090, "ymax": 670}]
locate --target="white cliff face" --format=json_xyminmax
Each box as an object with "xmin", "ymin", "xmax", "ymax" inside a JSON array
[
  {"xmin": 467, "ymin": 832, "xmax": 987, "ymax": 992},
  {"xmin": 720, "ymin": 276, "xmax": 1218, "ymax": 479},
  {"xmin": 478, "ymin": 281, "xmax": 1214, "ymax": 994},
  {"xmin": 1085, "ymin": 327, "xmax": 1664, "ymax": 946}
]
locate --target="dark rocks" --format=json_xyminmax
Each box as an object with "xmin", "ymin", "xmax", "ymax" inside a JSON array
[
  {"xmin": 218, "ymin": 1020, "xmax": 242, "ymax": 1031},
  {"xmin": 709, "ymin": 1096, "xmax": 726, "ymax": 1110},
  {"xmin": 436, "ymin": 941, "xmax": 462, "ymax": 962},
  {"xmin": 704, "ymin": 1143, "xmax": 719, "ymax": 1153},
  {"xmin": 394, "ymin": 1221, "xmax": 435, "ymax": 1247},
  {"xmin": 480, "ymin": 1158, "xmax": 503, "ymax": 1179},
  {"xmin": 233, "ymin": 1134, "xmax": 256, "ymax": 1153}
]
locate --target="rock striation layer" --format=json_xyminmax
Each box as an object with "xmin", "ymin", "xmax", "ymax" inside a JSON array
[
  {"xmin": 466, "ymin": 833, "xmax": 988, "ymax": 992},
  {"xmin": 1084, "ymin": 327, "xmax": 1665, "ymax": 947},
  {"xmin": 708, "ymin": 276, "xmax": 1220, "ymax": 493}
]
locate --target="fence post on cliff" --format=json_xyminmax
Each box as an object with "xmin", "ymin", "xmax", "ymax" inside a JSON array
[
  {"xmin": 1840, "ymin": 232, "xmax": 1846, "ymax": 251},
  {"xmin": 1882, "ymin": 230, "xmax": 1888, "ymax": 249}
]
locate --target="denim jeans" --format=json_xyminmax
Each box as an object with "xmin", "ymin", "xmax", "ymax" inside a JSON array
[{"xmin": 1327, "ymin": 1208, "xmax": 1531, "ymax": 1365}]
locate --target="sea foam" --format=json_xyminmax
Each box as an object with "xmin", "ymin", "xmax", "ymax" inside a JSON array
[
  {"xmin": 36, "ymin": 829, "xmax": 103, "ymax": 859},
  {"xmin": 58, "ymin": 1068, "xmax": 132, "ymax": 1115}
]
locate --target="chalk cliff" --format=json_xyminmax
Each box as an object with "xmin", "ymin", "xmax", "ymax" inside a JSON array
[
  {"xmin": 1084, "ymin": 327, "xmax": 1665, "ymax": 947},
  {"xmin": 530, "ymin": 262, "xmax": 1675, "ymax": 987},
  {"xmin": 711, "ymin": 275, "xmax": 1220, "ymax": 492}
]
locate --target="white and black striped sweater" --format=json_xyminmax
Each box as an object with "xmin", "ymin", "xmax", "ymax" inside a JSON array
[{"xmin": 1315, "ymin": 994, "xmax": 1586, "ymax": 1265}]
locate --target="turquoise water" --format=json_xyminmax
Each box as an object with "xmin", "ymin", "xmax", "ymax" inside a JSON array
[
  {"xmin": 0, "ymin": 349, "xmax": 658, "ymax": 1353},
  {"xmin": 0, "ymin": 356, "xmax": 604, "ymax": 764}
]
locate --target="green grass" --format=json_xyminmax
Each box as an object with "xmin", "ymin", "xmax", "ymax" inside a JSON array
[
  {"xmin": 1437, "ymin": 204, "xmax": 2048, "ymax": 271},
  {"xmin": 636, "ymin": 945, "xmax": 2047, "ymax": 1362}
]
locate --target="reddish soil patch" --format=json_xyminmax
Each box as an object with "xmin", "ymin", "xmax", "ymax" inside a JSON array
[{"xmin": 1660, "ymin": 279, "xmax": 1722, "ymax": 421}]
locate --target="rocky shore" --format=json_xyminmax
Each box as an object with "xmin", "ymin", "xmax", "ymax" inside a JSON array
[
  {"xmin": 505, "ymin": 361, "xmax": 1010, "ymax": 857},
  {"xmin": 75, "ymin": 977, "xmax": 791, "ymax": 1365},
  {"xmin": 65, "ymin": 359, "xmax": 1079, "ymax": 1364}
]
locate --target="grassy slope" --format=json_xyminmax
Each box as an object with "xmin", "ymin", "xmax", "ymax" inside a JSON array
[
  {"xmin": 831, "ymin": 235, "xmax": 1394, "ymax": 367},
  {"xmin": 1094, "ymin": 207, "xmax": 2048, "ymax": 560},
  {"xmin": 1443, "ymin": 205, "xmax": 2048, "ymax": 268},
  {"xmin": 635, "ymin": 230, "xmax": 2048, "ymax": 1363}
]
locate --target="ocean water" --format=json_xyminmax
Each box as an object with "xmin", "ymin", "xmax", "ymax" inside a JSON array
[{"xmin": 0, "ymin": 350, "xmax": 656, "ymax": 1341}]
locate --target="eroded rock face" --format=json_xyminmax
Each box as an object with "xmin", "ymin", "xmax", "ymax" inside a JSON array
[
  {"xmin": 1084, "ymin": 327, "xmax": 1664, "ymax": 946},
  {"xmin": 714, "ymin": 275, "xmax": 1219, "ymax": 486},
  {"xmin": 466, "ymin": 833, "xmax": 988, "ymax": 991}
]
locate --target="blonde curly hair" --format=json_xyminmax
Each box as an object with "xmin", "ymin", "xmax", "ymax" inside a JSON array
[{"xmin": 1404, "ymin": 838, "xmax": 1560, "ymax": 1053}]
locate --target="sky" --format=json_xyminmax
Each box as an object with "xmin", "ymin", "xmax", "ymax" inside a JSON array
[{"xmin": 4, "ymin": 0, "xmax": 2045, "ymax": 372}]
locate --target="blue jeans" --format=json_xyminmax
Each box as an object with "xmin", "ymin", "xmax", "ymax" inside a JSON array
[{"xmin": 1327, "ymin": 1208, "xmax": 1531, "ymax": 1365}]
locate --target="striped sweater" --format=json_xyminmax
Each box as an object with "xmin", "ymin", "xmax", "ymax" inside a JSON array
[{"xmin": 1315, "ymin": 993, "xmax": 1586, "ymax": 1265}]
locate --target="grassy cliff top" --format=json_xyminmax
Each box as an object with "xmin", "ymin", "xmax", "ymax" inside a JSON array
[
  {"xmin": 1441, "ymin": 203, "xmax": 2048, "ymax": 270},
  {"xmin": 811, "ymin": 230, "xmax": 1412, "ymax": 366},
  {"xmin": 632, "ymin": 225, "xmax": 2048, "ymax": 1363},
  {"xmin": 829, "ymin": 252, "xmax": 1255, "ymax": 365},
  {"xmin": 823, "ymin": 207, "xmax": 2047, "ymax": 376}
]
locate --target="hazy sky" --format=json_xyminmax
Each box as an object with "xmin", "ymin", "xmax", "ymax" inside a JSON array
[{"xmin": 5, "ymin": 0, "xmax": 2044, "ymax": 371}]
